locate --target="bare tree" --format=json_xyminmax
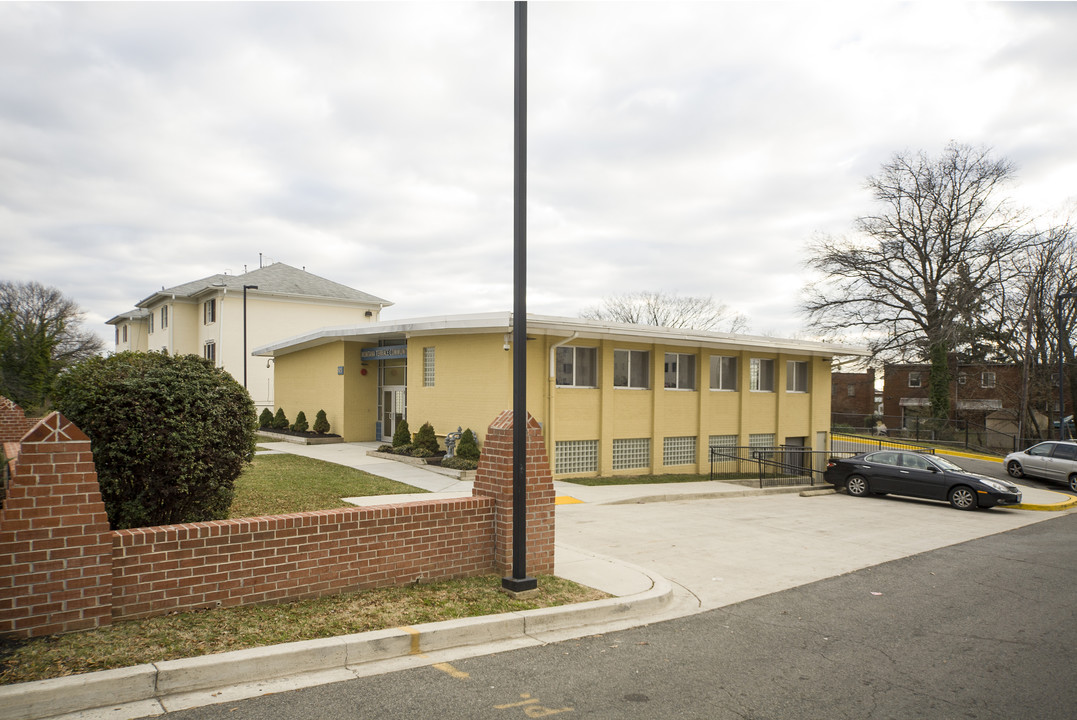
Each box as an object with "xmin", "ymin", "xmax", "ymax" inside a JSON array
[
  {"xmin": 581, "ymin": 291, "xmax": 749, "ymax": 332},
  {"xmin": 803, "ymin": 142, "xmax": 1040, "ymax": 419},
  {"xmin": 0, "ymin": 280, "xmax": 104, "ymax": 412}
]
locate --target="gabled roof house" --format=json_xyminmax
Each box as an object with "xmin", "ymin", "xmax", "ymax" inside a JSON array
[{"xmin": 106, "ymin": 262, "xmax": 391, "ymax": 409}]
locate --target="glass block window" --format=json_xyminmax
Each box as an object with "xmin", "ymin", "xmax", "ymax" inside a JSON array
[
  {"xmin": 423, "ymin": 347, "xmax": 435, "ymax": 387},
  {"xmin": 663, "ymin": 436, "xmax": 697, "ymax": 466},
  {"xmin": 555, "ymin": 439, "xmax": 598, "ymax": 475},
  {"xmin": 709, "ymin": 434, "xmax": 737, "ymax": 451},
  {"xmin": 749, "ymin": 433, "xmax": 775, "ymax": 449},
  {"xmin": 613, "ymin": 438, "xmax": 650, "ymax": 470}
]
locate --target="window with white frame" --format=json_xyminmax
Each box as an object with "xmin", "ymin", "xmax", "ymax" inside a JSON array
[
  {"xmin": 847, "ymin": 383, "xmax": 856, "ymax": 397},
  {"xmin": 555, "ymin": 439, "xmax": 598, "ymax": 474},
  {"xmin": 664, "ymin": 353, "xmax": 696, "ymax": 390},
  {"xmin": 663, "ymin": 436, "xmax": 697, "ymax": 466},
  {"xmin": 786, "ymin": 360, "xmax": 809, "ymax": 393},
  {"xmin": 161, "ymin": 306, "xmax": 168, "ymax": 329},
  {"xmin": 908, "ymin": 371, "xmax": 922, "ymax": 388},
  {"xmin": 612, "ymin": 438, "xmax": 650, "ymax": 470},
  {"xmin": 981, "ymin": 371, "xmax": 996, "ymax": 388},
  {"xmin": 614, "ymin": 349, "xmax": 650, "ymax": 389},
  {"xmin": 556, "ymin": 346, "xmax": 597, "ymax": 387},
  {"xmin": 750, "ymin": 358, "xmax": 775, "ymax": 392},
  {"xmin": 203, "ymin": 341, "xmax": 216, "ymax": 363},
  {"xmin": 710, "ymin": 355, "xmax": 737, "ymax": 391},
  {"xmin": 204, "ymin": 298, "xmax": 216, "ymax": 324},
  {"xmin": 423, "ymin": 347, "xmax": 435, "ymax": 387}
]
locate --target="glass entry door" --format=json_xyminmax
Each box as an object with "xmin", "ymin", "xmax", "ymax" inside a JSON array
[{"xmin": 381, "ymin": 386, "xmax": 406, "ymax": 442}]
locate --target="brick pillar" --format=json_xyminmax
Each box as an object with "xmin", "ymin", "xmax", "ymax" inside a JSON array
[
  {"xmin": 0, "ymin": 413, "xmax": 113, "ymax": 637},
  {"xmin": 472, "ymin": 411, "xmax": 555, "ymax": 576}
]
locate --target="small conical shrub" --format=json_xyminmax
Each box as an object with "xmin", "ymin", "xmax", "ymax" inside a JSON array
[
  {"xmin": 292, "ymin": 410, "xmax": 309, "ymax": 433},
  {"xmin": 392, "ymin": 418, "xmax": 411, "ymax": 447},
  {"xmin": 313, "ymin": 409, "xmax": 330, "ymax": 434},
  {"xmin": 456, "ymin": 428, "xmax": 480, "ymax": 460},
  {"xmin": 413, "ymin": 422, "xmax": 439, "ymax": 454},
  {"xmin": 273, "ymin": 408, "xmax": 289, "ymax": 430},
  {"xmin": 258, "ymin": 408, "xmax": 274, "ymax": 428}
]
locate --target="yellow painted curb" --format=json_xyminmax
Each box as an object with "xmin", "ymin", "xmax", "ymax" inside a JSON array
[
  {"xmin": 555, "ymin": 496, "xmax": 583, "ymax": 505},
  {"xmin": 1013, "ymin": 493, "xmax": 1077, "ymax": 512}
]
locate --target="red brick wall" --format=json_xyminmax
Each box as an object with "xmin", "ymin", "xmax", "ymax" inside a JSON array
[
  {"xmin": 1, "ymin": 403, "xmax": 557, "ymax": 637},
  {"xmin": 0, "ymin": 413, "xmax": 113, "ymax": 637},
  {"xmin": 111, "ymin": 498, "xmax": 495, "ymax": 620},
  {"xmin": 472, "ymin": 410, "xmax": 556, "ymax": 576},
  {"xmin": 0, "ymin": 396, "xmax": 40, "ymax": 443}
]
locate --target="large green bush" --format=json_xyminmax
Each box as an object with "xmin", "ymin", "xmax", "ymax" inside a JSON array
[
  {"xmin": 413, "ymin": 422, "xmax": 439, "ymax": 454},
  {"xmin": 52, "ymin": 351, "xmax": 257, "ymax": 530}
]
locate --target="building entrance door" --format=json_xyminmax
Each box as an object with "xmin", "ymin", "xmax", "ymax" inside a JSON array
[{"xmin": 381, "ymin": 386, "xmax": 406, "ymax": 442}]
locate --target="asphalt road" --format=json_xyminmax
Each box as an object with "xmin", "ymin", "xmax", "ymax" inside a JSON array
[{"xmin": 163, "ymin": 511, "xmax": 1077, "ymax": 720}]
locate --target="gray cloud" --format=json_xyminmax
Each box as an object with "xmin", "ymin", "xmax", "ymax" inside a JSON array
[{"xmin": 1, "ymin": 1, "xmax": 1075, "ymax": 346}]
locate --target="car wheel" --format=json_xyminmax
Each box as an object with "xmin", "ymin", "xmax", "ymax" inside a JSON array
[
  {"xmin": 846, "ymin": 475, "xmax": 869, "ymax": 497},
  {"xmin": 948, "ymin": 485, "xmax": 977, "ymax": 511},
  {"xmin": 1069, "ymin": 474, "xmax": 1077, "ymax": 493},
  {"xmin": 1006, "ymin": 461, "xmax": 1024, "ymax": 479}
]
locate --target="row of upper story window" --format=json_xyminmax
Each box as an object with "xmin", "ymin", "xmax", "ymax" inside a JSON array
[
  {"xmin": 116, "ymin": 300, "xmax": 218, "ymax": 342},
  {"xmin": 906, "ymin": 370, "xmax": 996, "ymax": 389},
  {"xmin": 554, "ymin": 347, "xmax": 811, "ymax": 393}
]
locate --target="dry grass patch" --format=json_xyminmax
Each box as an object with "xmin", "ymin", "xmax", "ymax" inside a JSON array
[{"xmin": 0, "ymin": 575, "xmax": 608, "ymax": 685}]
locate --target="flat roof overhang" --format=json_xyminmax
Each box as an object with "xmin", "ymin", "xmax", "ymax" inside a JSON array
[{"xmin": 252, "ymin": 311, "xmax": 870, "ymax": 362}]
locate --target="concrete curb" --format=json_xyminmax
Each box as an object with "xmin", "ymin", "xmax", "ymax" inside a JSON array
[
  {"xmin": 604, "ymin": 484, "xmax": 818, "ymax": 505},
  {"xmin": 0, "ymin": 576, "xmax": 673, "ymax": 720},
  {"xmin": 1013, "ymin": 489, "xmax": 1077, "ymax": 512}
]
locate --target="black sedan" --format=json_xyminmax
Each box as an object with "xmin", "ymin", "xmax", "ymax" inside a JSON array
[{"xmin": 824, "ymin": 450, "xmax": 1022, "ymax": 510}]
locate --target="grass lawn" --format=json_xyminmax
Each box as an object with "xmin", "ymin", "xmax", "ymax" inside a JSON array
[
  {"xmin": 0, "ymin": 452, "xmax": 610, "ymax": 686},
  {"xmin": 229, "ymin": 453, "xmax": 422, "ymax": 517},
  {"xmin": 0, "ymin": 575, "xmax": 608, "ymax": 685}
]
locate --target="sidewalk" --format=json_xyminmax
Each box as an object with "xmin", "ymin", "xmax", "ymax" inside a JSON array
[{"xmin": 3, "ymin": 442, "xmax": 1073, "ymax": 720}]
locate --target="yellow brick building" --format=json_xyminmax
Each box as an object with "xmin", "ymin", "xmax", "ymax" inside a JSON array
[{"xmin": 254, "ymin": 313, "xmax": 868, "ymax": 478}]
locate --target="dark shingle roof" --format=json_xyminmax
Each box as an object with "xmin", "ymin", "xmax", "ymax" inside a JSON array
[{"xmin": 136, "ymin": 263, "xmax": 391, "ymax": 308}]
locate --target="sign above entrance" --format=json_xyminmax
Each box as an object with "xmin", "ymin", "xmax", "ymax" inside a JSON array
[{"xmin": 361, "ymin": 345, "xmax": 407, "ymax": 361}]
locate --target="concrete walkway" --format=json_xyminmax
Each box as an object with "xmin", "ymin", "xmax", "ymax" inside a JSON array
[{"xmin": 3, "ymin": 442, "xmax": 1073, "ymax": 720}]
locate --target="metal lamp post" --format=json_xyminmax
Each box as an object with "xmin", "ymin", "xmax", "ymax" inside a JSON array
[
  {"xmin": 502, "ymin": 1, "xmax": 537, "ymax": 595},
  {"xmin": 1057, "ymin": 291, "xmax": 1077, "ymax": 440},
  {"xmin": 243, "ymin": 285, "xmax": 258, "ymax": 389}
]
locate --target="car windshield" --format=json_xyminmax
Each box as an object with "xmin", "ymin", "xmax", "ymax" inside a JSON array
[{"xmin": 929, "ymin": 456, "xmax": 964, "ymax": 472}]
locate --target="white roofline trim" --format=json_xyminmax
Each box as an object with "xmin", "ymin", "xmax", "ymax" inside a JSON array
[{"xmin": 252, "ymin": 312, "xmax": 870, "ymax": 359}]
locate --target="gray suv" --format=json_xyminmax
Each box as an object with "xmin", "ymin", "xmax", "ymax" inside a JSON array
[{"xmin": 1005, "ymin": 441, "xmax": 1077, "ymax": 491}]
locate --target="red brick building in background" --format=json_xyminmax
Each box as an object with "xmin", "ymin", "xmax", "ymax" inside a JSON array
[{"xmin": 830, "ymin": 369, "xmax": 877, "ymax": 428}]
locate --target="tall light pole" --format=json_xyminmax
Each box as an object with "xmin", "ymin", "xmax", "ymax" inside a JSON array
[
  {"xmin": 1057, "ymin": 291, "xmax": 1076, "ymax": 440},
  {"xmin": 243, "ymin": 285, "xmax": 258, "ymax": 389},
  {"xmin": 502, "ymin": 0, "xmax": 536, "ymax": 595}
]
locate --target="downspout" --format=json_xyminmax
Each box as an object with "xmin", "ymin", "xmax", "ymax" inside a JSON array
[{"xmin": 546, "ymin": 332, "xmax": 579, "ymax": 473}]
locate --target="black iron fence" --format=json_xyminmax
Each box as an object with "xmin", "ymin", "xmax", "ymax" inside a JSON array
[
  {"xmin": 709, "ymin": 446, "xmax": 846, "ymax": 488},
  {"xmin": 831, "ymin": 413, "xmax": 1031, "ymax": 454}
]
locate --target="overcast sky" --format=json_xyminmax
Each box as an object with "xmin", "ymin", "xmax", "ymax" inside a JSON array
[{"xmin": 3, "ymin": 1, "xmax": 1076, "ymax": 347}]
